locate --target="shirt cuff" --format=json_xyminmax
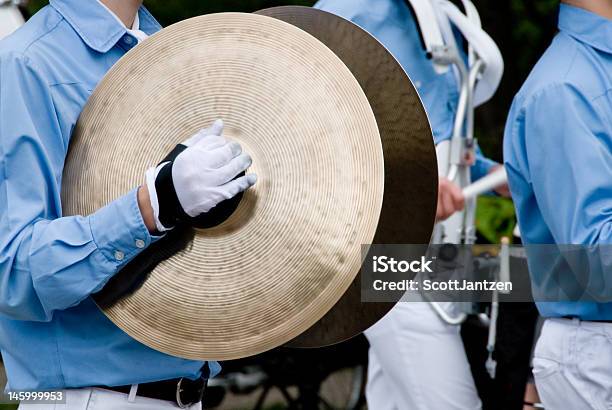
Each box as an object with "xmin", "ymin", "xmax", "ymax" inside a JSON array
[
  {"xmin": 471, "ymin": 155, "xmax": 498, "ymax": 181},
  {"xmin": 89, "ymin": 187, "xmax": 154, "ymax": 270}
]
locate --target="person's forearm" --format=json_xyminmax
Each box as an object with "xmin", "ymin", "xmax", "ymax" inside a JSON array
[
  {"xmin": 137, "ymin": 184, "xmax": 157, "ymax": 233},
  {"xmin": 0, "ymin": 188, "xmax": 153, "ymax": 321}
]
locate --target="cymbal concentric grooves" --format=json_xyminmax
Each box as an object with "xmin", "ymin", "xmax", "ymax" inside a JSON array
[
  {"xmin": 256, "ymin": 7, "xmax": 437, "ymax": 348},
  {"xmin": 62, "ymin": 13, "xmax": 384, "ymax": 360}
]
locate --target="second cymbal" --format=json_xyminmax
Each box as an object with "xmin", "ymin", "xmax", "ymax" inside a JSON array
[{"xmin": 256, "ymin": 6, "xmax": 438, "ymax": 348}]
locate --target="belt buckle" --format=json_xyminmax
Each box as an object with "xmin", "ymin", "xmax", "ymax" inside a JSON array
[{"xmin": 176, "ymin": 377, "xmax": 206, "ymax": 409}]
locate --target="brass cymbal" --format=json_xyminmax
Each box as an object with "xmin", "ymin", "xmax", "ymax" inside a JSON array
[
  {"xmin": 61, "ymin": 12, "xmax": 384, "ymax": 360},
  {"xmin": 255, "ymin": 6, "xmax": 438, "ymax": 348}
]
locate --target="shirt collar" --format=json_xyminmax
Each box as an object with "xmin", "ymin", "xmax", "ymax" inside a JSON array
[
  {"xmin": 95, "ymin": 0, "xmax": 138, "ymax": 30},
  {"xmin": 558, "ymin": 3, "xmax": 612, "ymax": 54},
  {"xmin": 49, "ymin": 0, "xmax": 162, "ymax": 53}
]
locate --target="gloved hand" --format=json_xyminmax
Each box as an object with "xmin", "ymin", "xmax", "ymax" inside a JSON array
[{"xmin": 145, "ymin": 119, "xmax": 257, "ymax": 232}]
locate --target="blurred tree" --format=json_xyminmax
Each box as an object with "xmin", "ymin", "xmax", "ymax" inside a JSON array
[{"xmin": 475, "ymin": 196, "xmax": 516, "ymax": 243}]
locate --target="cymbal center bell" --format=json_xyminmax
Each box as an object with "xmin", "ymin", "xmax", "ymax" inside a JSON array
[{"xmin": 192, "ymin": 125, "xmax": 259, "ymax": 233}]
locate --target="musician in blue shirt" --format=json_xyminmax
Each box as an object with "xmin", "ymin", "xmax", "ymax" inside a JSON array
[
  {"xmin": 0, "ymin": 0, "xmax": 256, "ymax": 408},
  {"xmin": 504, "ymin": 1, "xmax": 612, "ymax": 407},
  {"xmin": 315, "ymin": 0, "xmax": 506, "ymax": 408}
]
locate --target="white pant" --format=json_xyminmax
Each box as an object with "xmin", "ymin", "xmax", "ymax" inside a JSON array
[
  {"xmin": 18, "ymin": 387, "xmax": 202, "ymax": 410},
  {"xmin": 365, "ymin": 302, "xmax": 481, "ymax": 410},
  {"xmin": 533, "ymin": 318, "xmax": 612, "ymax": 410}
]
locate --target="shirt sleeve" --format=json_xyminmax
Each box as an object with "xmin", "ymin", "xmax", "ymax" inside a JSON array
[
  {"xmin": 505, "ymin": 83, "xmax": 612, "ymax": 301},
  {"xmin": 518, "ymin": 83, "xmax": 612, "ymax": 245},
  {"xmin": 470, "ymin": 144, "xmax": 498, "ymax": 181},
  {"xmin": 0, "ymin": 52, "xmax": 154, "ymax": 322}
]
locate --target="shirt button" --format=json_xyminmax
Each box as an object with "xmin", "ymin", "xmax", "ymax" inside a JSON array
[
  {"xmin": 135, "ymin": 239, "xmax": 145, "ymax": 249},
  {"xmin": 123, "ymin": 35, "xmax": 134, "ymax": 45},
  {"xmin": 114, "ymin": 250, "xmax": 125, "ymax": 261}
]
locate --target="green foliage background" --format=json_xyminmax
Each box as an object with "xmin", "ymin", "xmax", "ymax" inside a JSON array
[
  {"xmin": 476, "ymin": 196, "xmax": 516, "ymax": 243},
  {"xmin": 23, "ymin": 0, "xmax": 561, "ymax": 241}
]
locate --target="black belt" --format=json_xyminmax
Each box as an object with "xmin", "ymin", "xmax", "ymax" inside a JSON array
[{"xmin": 99, "ymin": 376, "xmax": 207, "ymax": 408}]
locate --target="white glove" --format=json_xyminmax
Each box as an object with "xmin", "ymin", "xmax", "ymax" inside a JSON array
[{"xmin": 145, "ymin": 119, "xmax": 257, "ymax": 232}]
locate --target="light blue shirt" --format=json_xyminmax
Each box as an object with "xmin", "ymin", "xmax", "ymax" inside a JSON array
[
  {"xmin": 314, "ymin": 0, "xmax": 498, "ymax": 180},
  {"xmin": 0, "ymin": 0, "xmax": 219, "ymax": 390},
  {"xmin": 504, "ymin": 5, "xmax": 612, "ymax": 319}
]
